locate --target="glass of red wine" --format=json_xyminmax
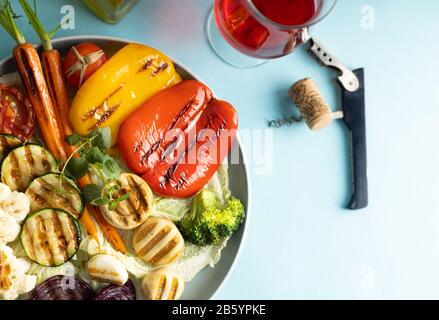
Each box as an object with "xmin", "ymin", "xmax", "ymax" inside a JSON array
[{"xmin": 207, "ymin": 0, "xmax": 337, "ymax": 68}]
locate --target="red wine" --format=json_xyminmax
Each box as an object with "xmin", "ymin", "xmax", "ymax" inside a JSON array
[
  {"xmin": 215, "ymin": 0, "xmax": 316, "ymax": 57},
  {"xmin": 252, "ymin": 0, "xmax": 316, "ymax": 26}
]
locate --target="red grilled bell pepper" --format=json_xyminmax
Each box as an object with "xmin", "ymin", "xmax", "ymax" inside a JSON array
[{"xmin": 118, "ymin": 80, "xmax": 238, "ymax": 198}]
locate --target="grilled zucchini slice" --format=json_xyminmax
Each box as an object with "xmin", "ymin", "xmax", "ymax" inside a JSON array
[
  {"xmin": 26, "ymin": 173, "xmax": 84, "ymax": 219},
  {"xmin": 21, "ymin": 209, "xmax": 81, "ymax": 267},
  {"xmin": 1, "ymin": 145, "xmax": 58, "ymax": 192},
  {"xmin": 0, "ymin": 134, "xmax": 21, "ymax": 163}
]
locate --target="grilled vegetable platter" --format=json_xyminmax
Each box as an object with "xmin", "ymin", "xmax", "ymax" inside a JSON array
[{"xmin": 0, "ymin": 1, "xmax": 246, "ymax": 300}]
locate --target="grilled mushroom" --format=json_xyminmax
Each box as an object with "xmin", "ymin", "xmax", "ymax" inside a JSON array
[{"xmin": 100, "ymin": 173, "xmax": 153, "ymax": 230}]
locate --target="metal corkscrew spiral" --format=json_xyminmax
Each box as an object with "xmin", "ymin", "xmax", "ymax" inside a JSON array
[{"xmin": 269, "ymin": 78, "xmax": 342, "ymax": 130}]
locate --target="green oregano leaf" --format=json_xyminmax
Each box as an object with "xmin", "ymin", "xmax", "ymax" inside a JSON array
[
  {"xmin": 90, "ymin": 127, "xmax": 112, "ymax": 151},
  {"xmin": 90, "ymin": 198, "xmax": 111, "ymax": 206},
  {"xmin": 82, "ymin": 184, "xmax": 101, "ymax": 204},
  {"xmin": 103, "ymin": 155, "xmax": 120, "ymax": 180},
  {"xmin": 64, "ymin": 157, "xmax": 88, "ymax": 180},
  {"xmin": 65, "ymin": 133, "xmax": 83, "ymax": 146},
  {"xmin": 108, "ymin": 192, "xmax": 131, "ymax": 210},
  {"xmin": 85, "ymin": 146, "xmax": 105, "ymax": 164}
]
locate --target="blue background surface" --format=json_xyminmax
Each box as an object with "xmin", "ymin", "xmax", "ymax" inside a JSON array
[{"xmin": 1, "ymin": 0, "xmax": 438, "ymax": 299}]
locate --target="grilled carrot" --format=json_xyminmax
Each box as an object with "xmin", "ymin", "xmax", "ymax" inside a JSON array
[
  {"xmin": 0, "ymin": 0, "xmax": 126, "ymax": 254},
  {"xmin": 0, "ymin": 0, "xmax": 67, "ymax": 160},
  {"xmin": 41, "ymin": 50, "xmax": 125, "ymax": 251},
  {"xmin": 92, "ymin": 207, "xmax": 128, "ymax": 254},
  {"xmin": 77, "ymin": 174, "xmax": 127, "ymax": 254},
  {"xmin": 18, "ymin": 1, "xmax": 70, "ymax": 144},
  {"xmin": 41, "ymin": 50, "xmax": 73, "ymax": 139},
  {"xmin": 17, "ymin": 45, "xmax": 103, "ymax": 244},
  {"xmin": 12, "ymin": 45, "xmax": 67, "ymax": 160},
  {"xmin": 17, "ymin": 0, "xmax": 127, "ymax": 253}
]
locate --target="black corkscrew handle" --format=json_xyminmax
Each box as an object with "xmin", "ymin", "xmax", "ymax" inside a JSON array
[{"xmin": 341, "ymin": 68, "xmax": 368, "ymax": 210}]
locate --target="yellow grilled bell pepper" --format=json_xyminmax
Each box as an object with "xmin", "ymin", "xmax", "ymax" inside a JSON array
[{"xmin": 70, "ymin": 43, "xmax": 182, "ymax": 144}]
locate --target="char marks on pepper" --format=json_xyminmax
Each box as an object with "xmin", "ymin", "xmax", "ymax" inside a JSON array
[
  {"xmin": 84, "ymin": 57, "xmax": 172, "ymax": 130},
  {"xmin": 138, "ymin": 98, "xmax": 202, "ymax": 165},
  {"xmin": 157, "ymin": 116, "xmax": 226, "ymax": 189},
  {"xmin": 152, "ymin": 63, "xmax": 169, "ymax": 76},
  {"xmin": 89, "ymin": 104, "xmax": 121, "ymax": 131},
  {"xmin": 138, "ymin": 58, "xmax": 154, "ymax": 74}
]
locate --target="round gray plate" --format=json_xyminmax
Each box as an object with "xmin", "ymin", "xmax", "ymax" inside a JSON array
[{"xmin": 0, "ymin": 36, "xmax": 250, "ymax": 300}]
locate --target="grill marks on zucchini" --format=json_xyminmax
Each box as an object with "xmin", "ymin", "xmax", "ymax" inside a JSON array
[
  {"xmin": 26, "ymin": 174, "xmax": 84, "ymax": 219},
  {"xmin": 2, "ymin": 145, "xmax": 57, "ymax": 192},
  {"xmin": 0, "ymin": 134, "xmax": 21, "ymax": 163},
  {"xmin": 24, "ymin": 145, "xmax": 35, "ymax": 166},
  {"xmin": 100, "ymin": 173, "xmax": 153, "ymax": 230},
  {"xmin": 21, "ymin": 209, "xmax": 81, "ymax": 267}
]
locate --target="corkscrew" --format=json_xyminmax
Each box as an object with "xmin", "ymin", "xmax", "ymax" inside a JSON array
[{"xmin": 273, "ymin": 37, "xmax": 368, "ymax": 210}]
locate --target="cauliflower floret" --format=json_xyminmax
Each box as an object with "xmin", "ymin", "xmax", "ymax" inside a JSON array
[
  {"xmin": 0, "ymin": 183, "xmax": 11, "ymax": 202},
  {"xmin": 1, "ymin": 191, "xmax": 30, "ymax": 223},
  {"xmin": 0, "ymin": 209, "xmax": 20, "ymax": 244},
  {"xmin": 0, "ymin": 244, "xmax": 36, "ymax": 300}
]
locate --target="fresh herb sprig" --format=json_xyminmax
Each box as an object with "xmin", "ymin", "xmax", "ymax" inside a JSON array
[
  {"xmin": 18, "ymin": 0, "xmax": 61, "ymax": 51},
  {"xmin": 0, "ymin": 0, "xmax": 25, "ymax": 45},
  {"xmin": 64, "ymin": 127, "xmax": 116, "ymax": 179},
  {"xmin": 64, "ymin": 127, "xmax": 129, "ymax": 209},
  {"xmin": 84, "ymin": 183, "xmax": 131, "ymax": 211}
]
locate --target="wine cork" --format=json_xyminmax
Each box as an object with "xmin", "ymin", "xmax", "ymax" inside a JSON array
[{"xmin": 289, "ymin": 78, "xmax": 335, "ymax": 131}]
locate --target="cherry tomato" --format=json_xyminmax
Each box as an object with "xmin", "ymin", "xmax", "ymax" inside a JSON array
[
  {"xmin": 118, "ymin": 80, "xmax": 238, "ymax": 198},
  {"xmin": 63, "ymin": 42, "xmax": 108, "ymax": 90},
  {"xmin": 0, "ymin": 84, "xmax": 35, "ymax": 141}
]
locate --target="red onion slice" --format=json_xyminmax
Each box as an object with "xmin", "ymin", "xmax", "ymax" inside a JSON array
[
  {"xmin": 93, "ymin": 280, "xmax": 136, "ymax": 300},
  {"xmin": 31, "ymin": 275, "xmax": 95, "ymax": 300}
]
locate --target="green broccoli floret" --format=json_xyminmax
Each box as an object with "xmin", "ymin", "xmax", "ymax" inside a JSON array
[{"xmin": 177, "ymin": 189, "xmax": 245, "ymax": 246}]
